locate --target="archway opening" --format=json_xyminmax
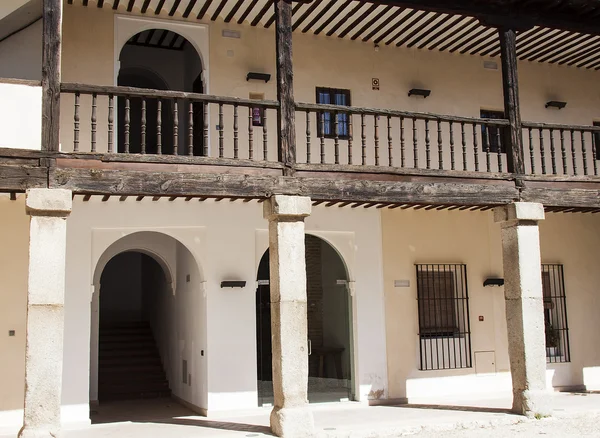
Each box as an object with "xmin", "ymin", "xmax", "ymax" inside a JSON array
[
  {"xmin": 256, "ymin": 235, "xmax": 353, "ymax": 406},
  {"xmin": 97, "ymin": 251, "xmax": 171, "ymax": 402},
  {"xmin": 118, "ymin": 29, "xmax": 205, "ymax": 155}
]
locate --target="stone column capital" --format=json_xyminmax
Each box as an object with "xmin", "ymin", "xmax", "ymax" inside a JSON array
[
  {"xmin": 264, "ymin": 195, "xmax": 311, "ymax": 222},
  {"xmin": 26, "ymin": 189, "xmax": 72, "ymax": 217},
  {"xmin": 494, "ymin": 202, "xmax": 544, "ymax": 225}
]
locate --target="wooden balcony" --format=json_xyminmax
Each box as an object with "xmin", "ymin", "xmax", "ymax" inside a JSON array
[{"xmin": 1, "ymin": 80, "xmax": 599, "ymax": 211}]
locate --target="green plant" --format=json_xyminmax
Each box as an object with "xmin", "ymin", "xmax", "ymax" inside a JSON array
[{"xmin": 545, "ymin": 320, "xmax": 560, "ymax": 348}]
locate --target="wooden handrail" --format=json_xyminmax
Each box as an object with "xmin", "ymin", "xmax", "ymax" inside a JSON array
[
  {"xmin": 60, "ymin": 83, "xmax": 280, "ymax": 109},
  {"xmin": 522, "ymin": 121, "xmax": 600, "ymax": 132},
  {"xmin": 295, "ymin": 101, "xmax": 510, "ymax": 126},
  {"xmin": 0, "ymin": 78, "xmax": 42, "ymax": 87}
]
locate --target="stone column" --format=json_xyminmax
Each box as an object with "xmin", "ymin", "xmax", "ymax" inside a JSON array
[
  {"xmin": 494, "ymin": 202, "xmax": 550, "ymax": 417},
  {"xmin": 263, "ymin": 195, "xmax": 315, "ymax": 438},
  {"xmin": 19, "ymin": 189, "xmax": 72, "ymax": 438}
]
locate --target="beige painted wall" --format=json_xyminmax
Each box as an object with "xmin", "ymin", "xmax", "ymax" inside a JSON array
[
  {"xmin": 49, "ymin": 5, "xmax": 600, "ymax": 173},
  {"xmin": 0, "ymin": 197, "xmax": 29, "ymax": 413},
  {"xmin": 382, "ymin": 208, "xmax": 600, "ymax": 400}
]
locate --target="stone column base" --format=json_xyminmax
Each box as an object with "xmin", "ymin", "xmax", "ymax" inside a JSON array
[
  {"xmin": 513, "ymin": 389, "xmax": 552, "ymax": 418},
  {"xmin": 18, "ymin": 426, "xmax": 60, "ymax": 438},
  {"xmin": 270, "ymin": 407, "xmax": 315, "ymax": 438}
]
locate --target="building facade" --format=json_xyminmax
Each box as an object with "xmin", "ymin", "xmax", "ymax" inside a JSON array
[{"xmin": 0, "ymin": 1, "xmax": 599, "ymax": 437}]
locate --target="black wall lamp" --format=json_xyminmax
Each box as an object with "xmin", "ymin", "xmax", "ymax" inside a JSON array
[
  {"xmin": 545, "ymin": 101, "xmax": 567, "ymax": 110},
  {"xmin": 408, "ymin": 88, "xmax": 431, "ymax": 98},
  {"xmin": 246, "ymin": 72, "xmax": 271, "ymax": 83},
  {"xmin": 483, "ymin": 278, "xmax": 504, "ymax": 287},
  {"xmin": 220, "ymin": 280, "xmax": 247, "ymax": 288}
]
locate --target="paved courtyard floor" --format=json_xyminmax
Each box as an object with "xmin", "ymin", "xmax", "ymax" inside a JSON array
[{"xmin": 2, "ymin": 392, "xmax": 600, "ymax": 437}]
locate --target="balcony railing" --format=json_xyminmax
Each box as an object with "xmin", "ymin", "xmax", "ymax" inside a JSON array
[{"xmin": 52, "ymin": 83, "xmax": 600, "ymax": 179}]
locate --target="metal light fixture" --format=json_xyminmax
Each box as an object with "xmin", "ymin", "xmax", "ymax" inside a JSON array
[
  {"xmin": 483, "ymin": 278, "xmax": 504, "ymax": 287},
  {"xmin": 246, "ymin": 72, "xmax": 271, "ymax": 83},
  {"xmin": 220, "ymin": 280, "xmax": 247, "ymax": 288},
  {"xmin": 545, "ymin": 101, "xmax": 567, "ymax": 110},
  {"xmin": 408, "ymin": 88, "xmax": 431, "ymax": 98}
]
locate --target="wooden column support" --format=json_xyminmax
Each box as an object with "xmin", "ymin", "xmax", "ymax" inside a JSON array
[
  {"xmin": 42, "ymin": 0, "xmax": 63, "ymax": 152},
  {"xmin": 499, "ymin": 28, "xmax": 525, "ymax": 175},
  {"xmin": 275, "ymin": 0, "xmax": 296, "ymax": 176}
]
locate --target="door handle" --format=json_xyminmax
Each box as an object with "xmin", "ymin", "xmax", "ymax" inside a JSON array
[{"xmin": 308, "ymin": 339, "xmax": 312, "ymax": 356}]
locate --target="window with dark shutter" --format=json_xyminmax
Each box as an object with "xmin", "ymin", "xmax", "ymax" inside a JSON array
[
  {"xmin": 316, "ymin": 87, "xmax": 351, "ymax": 139},
  {"xmin": 542, "ymin": 264, "xmax": 570, "ymax": 363},
  {"xmin": 416, "ymin": 264, "xmax": 472, "ymax": 371}
]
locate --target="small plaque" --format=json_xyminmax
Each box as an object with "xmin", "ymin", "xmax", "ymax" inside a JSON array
[
  {"xmin": 372, "ymin": 78, "xmax": 380, "ymax": 90},
  {"xmin": 394, "ymin": 280, "xmax": 410, "ymax": 288}
]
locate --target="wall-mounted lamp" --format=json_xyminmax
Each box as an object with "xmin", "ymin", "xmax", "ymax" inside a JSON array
[
  {"xmin": 220, "ymin": 280, "xmax": 247, "ymax": 288},
  {"xmin": 408, "ymin": 88, "xmax": 431, "ymax": 98},
  {"xmin": 246, "ymin": 72, "xmax": 271, "ymax": 83},
  {"xmin": 483, "ymin": 278, "xmax": 504, "ymax": 287},
  {"xmin": 545, "ymin": 101, "xmax": 567, "ymax": 110}
]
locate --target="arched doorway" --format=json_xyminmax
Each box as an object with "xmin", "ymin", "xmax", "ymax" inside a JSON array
[
  {"xmin": 256, "ymin": 235, "xmax": 353, "ymax": 405},
  {"xmin": 118, "ymin": 29, "xmax": 205, "ymax": 155},
  {"xmin": 97, "ymin": 251, "xmax": 171, "ymax": 402}
]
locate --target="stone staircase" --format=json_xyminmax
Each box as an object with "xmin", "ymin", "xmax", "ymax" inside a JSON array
[{"xmin": 98, "ymin": 321, "xmax": 171, "ymax": 401}]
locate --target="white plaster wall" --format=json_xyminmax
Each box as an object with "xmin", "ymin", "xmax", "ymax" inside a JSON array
[
  {"xmin": 0, "ymin": 83, "xmax": 42, "ymax": 150},
  {"xmin": 0, "ymin": 0, "xmax": 31, "ymax": 21},
  {"xmin": 58, "ymin": 197, "xmax": 387, "ymax": 427},
  {"xmin": 0, "ymin": 19, "xmax": 41, "ymax": 80},
  {"xmin": 381, "ymin": 208, "xmax": 600, "ymax": 402}
]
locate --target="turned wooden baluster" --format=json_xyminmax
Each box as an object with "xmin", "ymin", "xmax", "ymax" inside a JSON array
[
  {"xmin": 437, "ymin": 119, "xmax": 443, "ymax": 170},
  {"xmin": 203, "ymin": 103, "xmax": 208, "ymax": 157},
  {"xmin": 173, "ymin": 98, "xmax": 179, "ymax": 155},
  {"xmin": 123, "ymin": 96, "xmax": 129, "ymax": 154},
  {"xmin": 413, "ymin": 117, "xmax": 418, "ymax": 168},
  {"xmin": 374, "ymin": 115, "xmax": 380, "ymax": 166},
  {"xmin": 549, "ymin": 129, "xmax": 557, "ymax": 175},
  {"xmin": 306, "ymin": 110, "xmax": 311, "ymax": 164},
  {"xmin": 157, "ymin": 99, "xmax": 162, "ymax": 155},
  {"xmin": 188, "ymin": 101, "xmax": 194, "ymax": 156},
  {"xmin": 262, "ymin": 109, "xmax": 268, "ymax": 161},
  {"xmin": 461, "ymin": 122, "xmax": 467, "ymax": 171},
  {"xmin": 472, "ymin": 123, "xmax": 479, "ymax": 171},
  {"xmin": 593, "ymin": 131, "xmax": 599, "ymax": 176},
  {"xmin": 141, "ymin": 99, "xmax": 146, "ymax": 154},
  {"xmin": 528, "ymin": 127, "xmax": 535, "ymax": 174},
  {"xmin": 496, "ymin": 126, "xmax": 502, "ymax": 172},
  {"xmin": 347, "ymin": 114, "xmax": 353, "ymax": 165},
  {"xmin": 539, "ymin": 128, "xmax": 546, "ymax": 174},
  {"xmin": 387, "ymin": 115, "xmax": 393, "ymax": 167},
  {"xmin": 218, "ymin": 103, "xmax": 224, "ymax": 158},
  {"xmin": 248, "ymin": 107, "xmax": 254, "ymax": 160},
  {"xmin": 425, "ymin": 119, "xmax": 431, "ymax": 169},
  {"xmin": 334, "ymin": 111, "xmax": 340, "ymax": 165},
  {"xmin": 108, "ymin": 94, "xmax": 114, "ymax": 153},
  {"xmin": 570, "ymin": 129, "xmax": 577, "ymax": 175},
  {"xmin": 581, "ymin": 131, "xmax": 588, "ymax": 176},
  {"xmin": 233, "ymin": 104, "xmax": 239, "ymax": 159},
  {"xmin": 361, "ymin": 113, "xmax": 366, "ymax": 165},
  {"xmin": 320, "ymin": 112, "xmax": 326, "ymax": 164},
  {"xmin": 400, "ymin": 116, "xmax": 405, "ymax": 168},
  {"xmin": 73, "ymin": 92, "xmax": 80, "ymax": 152},
  {"xmin": 91, "ymin": 93, "xmax": 98, "ymax": 153},
  {"xmin": 560, "ymin": 129, "xmax": 566, "ymax": 174},
  {"xmin": 449, "ymin": 121, "xmax": 455, "ymax": 171},
  {"xmin": 484, "ymin": 125, "xmax": 491, "ymax": 172}
]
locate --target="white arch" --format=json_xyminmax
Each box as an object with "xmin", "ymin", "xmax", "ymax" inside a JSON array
[{"xmin": 114, "ymin": 15, "xmax": 209, "ymax": 92}]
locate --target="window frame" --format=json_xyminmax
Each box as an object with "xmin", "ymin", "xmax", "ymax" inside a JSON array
[
  {"xmin": 315, "ymin": 87, "xmax": 351, "ymax": 140},
  {"xmin": 480, "ymin": 109, "xmax": 506, "ymax": 154},
  {"xmin": 541, "ymin": 264, "xmax": 571, "ymax": 363}
]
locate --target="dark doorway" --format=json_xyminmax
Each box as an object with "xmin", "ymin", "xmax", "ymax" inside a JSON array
[
  {"xmin": 256, "ymin": 235, "xmax": 353, "ymax": 406},
  {"xmin": 98, "ymin": 252, "xmax": 170, "ymax": 402}
]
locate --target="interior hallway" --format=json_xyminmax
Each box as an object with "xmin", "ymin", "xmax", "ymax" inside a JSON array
[{"xmin": 2, "ymin": 392, "xmax": 600, "ymax": 438}]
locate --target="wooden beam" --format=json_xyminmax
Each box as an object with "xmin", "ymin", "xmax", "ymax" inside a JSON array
[
  {"xmin": 499, "ymin": 28, "xmax": 525, "ymax": 174},
  {"xmin": 41, "ymin": 0, "xmax": 62, "ymax": 152},
  {"xmin": 0, "ymin": 165, "xmax": 47, "ymax": 192},
  {"xmin": 275, "ymin": 0, "xmax": 296, "ymax": 175}
]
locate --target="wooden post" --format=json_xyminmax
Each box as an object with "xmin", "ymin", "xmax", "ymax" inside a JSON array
[
  {"xmin": 499, "ymin": 28, "xmax": 525, "ymax": 174},
  {"xmin": 275, "ymin": 0, "xmax": 296, "ymax": 175},
  {"xmin": 42, "ymin": 0, "xmax": 63, "ymax": 152}
]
